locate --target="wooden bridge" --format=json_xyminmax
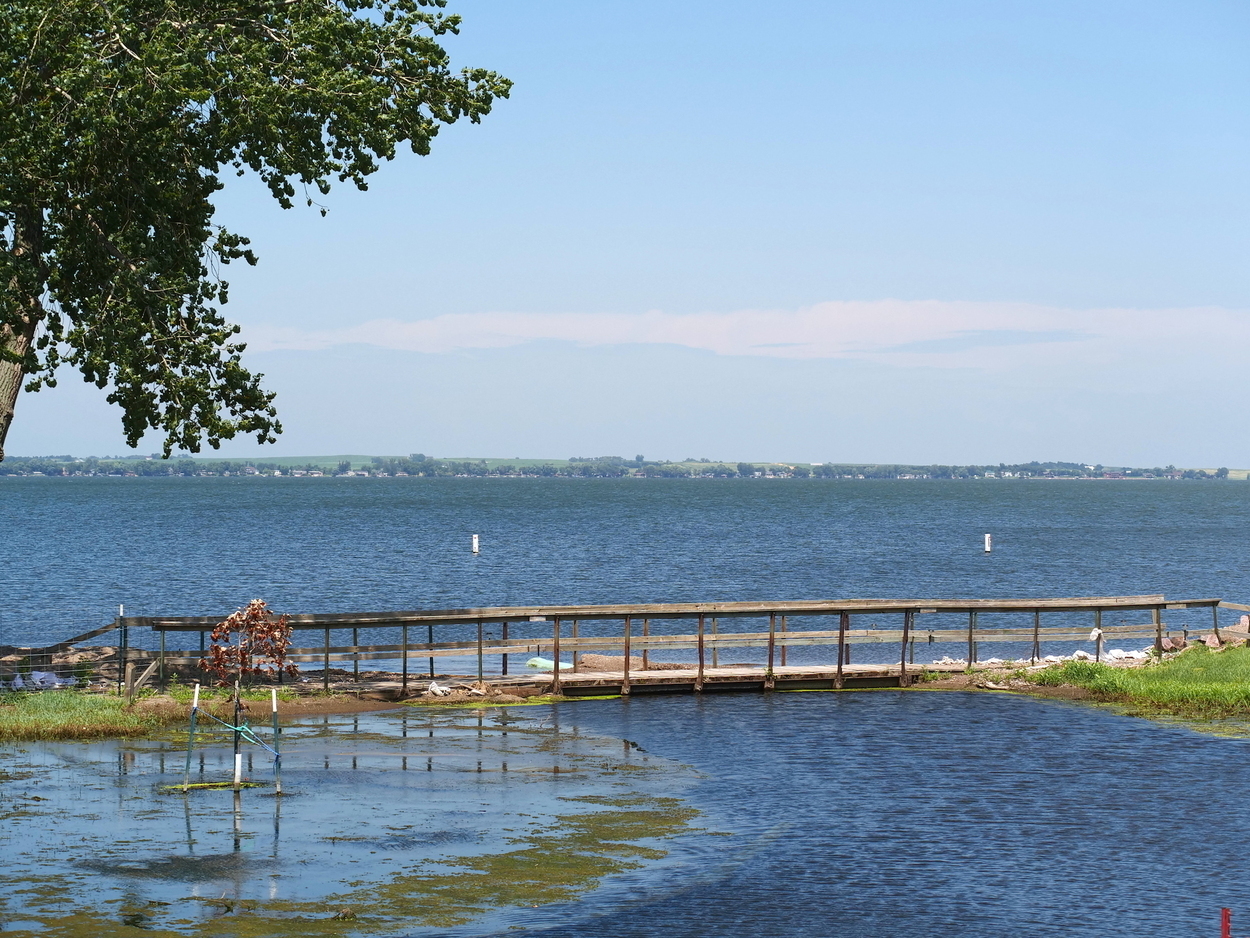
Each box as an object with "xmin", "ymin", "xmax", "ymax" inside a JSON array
[{"xmin": 88, "ymin": 593, "xmax": 1250, "ymax": 696}]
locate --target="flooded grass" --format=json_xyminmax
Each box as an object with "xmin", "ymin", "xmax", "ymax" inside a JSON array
[{"xmin": 1032, "ymin": 645, "xmax": 1250, "ymax": 718}]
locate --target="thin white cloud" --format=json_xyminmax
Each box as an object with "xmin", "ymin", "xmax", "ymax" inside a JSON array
[{"xmin": 243, "ymin": 300, "xmax": 1250, "ymax": 372}]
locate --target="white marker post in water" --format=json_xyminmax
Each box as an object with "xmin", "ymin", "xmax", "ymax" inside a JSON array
[
  {"xmin": 471, "ymin": 534, "xmax": 480, "ymax": 554},
  {"xmin": 984, "ymin": 533, "xmax": 992, "ymax": 553}
]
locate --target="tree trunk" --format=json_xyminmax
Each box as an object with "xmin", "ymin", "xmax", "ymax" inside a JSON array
[
  {"xmin": 0, "ymin": 209, "xmax": 47, "ymax": 462},
  {"xmin": 0, "ymin": 319, "xmax": 38, "ymax": 463}
]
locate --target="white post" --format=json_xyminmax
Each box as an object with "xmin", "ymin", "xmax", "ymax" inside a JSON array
[
  {"xmin": 233, "ymin": 753, "xmax": 243, "ymax": 787},
  {"xmin": 271, "ymin": 688, "xmax": 281, "ymax": 795},
  {"xmin": 471, "ymin": 534, "xmax": 480, "ymax": 554},
  {"xmin": 984, "ymin": 533, "xmax": 992, "ymax": 553},
  {"xmin": 191, "ymin": 683, "xmax": 201, "ymax": 710}
]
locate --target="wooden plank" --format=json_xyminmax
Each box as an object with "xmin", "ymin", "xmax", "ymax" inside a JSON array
[
  {"xmin": 272, "ymin": 621, "xmax": 1161, "ymax": 657},
  {"xmin": 37, "ymin": 622, "xmax": 119, "ymax": 653}
]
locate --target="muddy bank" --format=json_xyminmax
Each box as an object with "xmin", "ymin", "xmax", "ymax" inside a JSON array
[{"xmin": 917, "ymin": 669, "xmax": 1093, "ymax": 701}]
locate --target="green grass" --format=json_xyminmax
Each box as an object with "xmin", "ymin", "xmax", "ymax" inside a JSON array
[
  {"xmin": 1032, "ymin": 645, "xmax": 1250, "ymax": 718},
  {"xmin": 0, "ymin": 691, "xmax": 173, "ymax": 741},
  {"xmin": 161, "ymin": 681, "xmax": 302, "ymax": 705}
]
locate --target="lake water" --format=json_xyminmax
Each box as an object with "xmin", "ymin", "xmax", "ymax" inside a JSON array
[
  {"xmin": 4, "ymin": 693, "xmax": 1249, "ymax": 937},
  {"xmin": 4, "ymin": 478, "xmax": 1250, "ymax": 935},
  {"xmin": 5, "ymin": 476, "xmax": 1250, "ymax": 637}
]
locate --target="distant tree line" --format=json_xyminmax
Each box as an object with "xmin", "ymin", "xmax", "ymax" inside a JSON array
[{"xmin": 0, "ymin": 455, "xmax": 1234, "ymax": 480}]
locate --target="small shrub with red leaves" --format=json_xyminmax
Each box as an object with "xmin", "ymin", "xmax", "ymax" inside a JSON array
[{"xmin": 201, "ymin": 599, "xmax": 299, "ymax": 687}]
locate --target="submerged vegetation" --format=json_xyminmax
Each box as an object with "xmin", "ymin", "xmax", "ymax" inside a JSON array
[{"xmin": 1031, "ymin": 645, "xmax": 1250, "ymax": 718}]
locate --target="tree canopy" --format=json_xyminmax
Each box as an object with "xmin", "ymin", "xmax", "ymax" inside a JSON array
[{"xmin": 0, "ymin": 0, "xmax": 510, "ymax": 458}]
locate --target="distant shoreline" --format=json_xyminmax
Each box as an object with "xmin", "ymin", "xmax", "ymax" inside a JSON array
[{"xmin": 2, "ymin": 455, "xmax": 1243, "ymax": 480}]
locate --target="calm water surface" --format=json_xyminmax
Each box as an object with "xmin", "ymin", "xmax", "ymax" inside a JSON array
[
  {"xmin": 542, "ymin": 691, "xmax": 1250, "ymax": 938},
  {"xmin": 3, "ymin": 693, "xmax": 1247, "ymax": 937},
  {"xmin": 3, "ymin": 479, "xmax": 1250, "ymax": 935},
  {"xmin": 4, "ymin": 477, "xmax": 1250, "ymax": 645}
]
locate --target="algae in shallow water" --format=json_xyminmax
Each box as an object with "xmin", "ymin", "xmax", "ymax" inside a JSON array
[{"xmin": 4, "ymin": 795, "xmax": 698, "ymax": 938}]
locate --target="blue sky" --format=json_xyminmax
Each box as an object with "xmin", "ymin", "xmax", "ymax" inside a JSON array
[{"xmin": 12, "ymin": 0, "xmax": 1250, "ymax": 464}]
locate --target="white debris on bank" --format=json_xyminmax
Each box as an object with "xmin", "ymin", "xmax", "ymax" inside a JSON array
[
  {"xmin": 932, "ymin": 648, "xmax": 1152, "ymax": 668},
  {"xmin": 2, "ymin": 671, "xmax": 79, "ymax": 690}
]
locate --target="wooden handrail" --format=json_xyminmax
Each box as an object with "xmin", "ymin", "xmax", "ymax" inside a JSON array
[{"xmin": 128, "ymin": 594, "xmax": 1188, "ymax": 631}]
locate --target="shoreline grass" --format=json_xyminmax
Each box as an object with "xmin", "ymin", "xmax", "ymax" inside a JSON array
[
  {"xmin": 0, "ymin": 691, "xmax": 177, "ymax": 741},
  {"xmin": 0, "ymin": 685, "xmax": 317, "ymax": 742},
  {"xmin": 1031, "ymin": 645, "xmax": 1250, "ymax": 718}
]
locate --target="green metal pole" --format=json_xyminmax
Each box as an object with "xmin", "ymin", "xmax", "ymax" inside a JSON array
[{"xmin": 117, "ymin": 606, "xmax": 127, "ymax": 696}]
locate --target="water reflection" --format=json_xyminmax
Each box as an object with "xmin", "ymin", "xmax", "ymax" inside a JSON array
[
  {"xmin": 14, "ymin": 691, "xmax": 1248, "ymax": 938},
  {"xmin": 0, "ymin": 704, "xmax": 702, "ymax": 935}
]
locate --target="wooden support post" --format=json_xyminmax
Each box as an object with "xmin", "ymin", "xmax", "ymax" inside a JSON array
[
  {"xmin": 711, "ymin": 617, "xmax": 719, "ymax": 668},
  {"xmin": 967, "ymin": 611, "xmax": 977, "ymax": 665},
  {"xmin": 696, "ymin": 614, "xmax": 705, "ymax": 692},
  {"xmin": 622, "ymin": 616, "xmax": 632, "ymax": 696},
  {"xmin": 1153, "ymin": 606, "xmax": 1163, "ymax": 656},
  {"xmin": 766, "ymin": 612, "xmax": 777, "ymax": 681},
  {"xmin": 323, "ymin": 627, "xmax": 330, "ymax": 692},
  {"xmin": 476, "ymin": 620, "xmax": 484, "ymax": 683},
  {"xmin": 642, "ymin": 619, "xmax": 650, "ymax": 669},
  {"xmin": 352, "ymin": 626, "xmax": 359, "ymax": 682},
  {"xmin": 572, "ymin": 619, "xmax": 580, "ymax": 672},
  {"xmin": 401, "ymin": 625, "xmax": 409, "ymax": 693},
  {"xmin": 427, "ymin": 624, "xmax": 435, "ymax": 679},
  {"xmin": 900, "ymin": 610, "xmax": 912, "ymax": 686},
  {"xmin": 1213, "ymin": 603, "xmax": 1221, "ymax": 643},
  {"xmin": 780, "ymin": 615, "xmax": 788, "ymax": 667},
  {"xmin": 836, "ymin": 611, "xmax": 848, "ymax": 689},
  {"xmin": 502, "ymin": 621, "xmax": 509, "ymax": 676},
  {"xmin": 1032, "ymin": 609, "xmax": 1041, "ymax": 664},
  {"xmin": 159, "ymin": 630, "xmax": 166, "ymax": 691},
  {"xmin": 552, "ymin": 617, "xmax": 563, "ymax": 695}
]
